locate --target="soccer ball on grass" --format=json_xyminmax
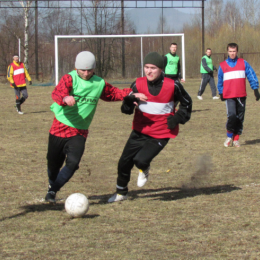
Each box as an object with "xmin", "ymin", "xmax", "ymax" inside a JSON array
[{"xmin": 65, "ymin": 193, "xmax": 89, "ymax": 218}]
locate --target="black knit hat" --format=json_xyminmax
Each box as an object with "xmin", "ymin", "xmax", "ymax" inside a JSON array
[{"xmin": 144, "ymin": 52, "xmax": 163, "ymax": 69}]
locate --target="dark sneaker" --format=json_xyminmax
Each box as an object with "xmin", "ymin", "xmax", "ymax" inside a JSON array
[
  {"xmin": 45, "ymin": 191, "xmax": 56, "ymax": 203},
  {"xmin": 15, "ymin": 104, "xmax": 24, "ymax": 114}
]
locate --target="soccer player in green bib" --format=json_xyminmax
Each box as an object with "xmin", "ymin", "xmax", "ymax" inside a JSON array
[
  {"xmin": 163, "ymin": 43, "xmax": 185, "ymax": 83},
  {"xmin": 197, "ymin": 48, "xmax": 219, "ymax": 100},
  {"xmin": 45, "ymin": 51, "xmax": 147, "ymax": 203}
]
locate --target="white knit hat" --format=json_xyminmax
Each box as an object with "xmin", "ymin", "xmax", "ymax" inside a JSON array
[{"xmin": 75, "ymin": 51, "xmax": 96, "ymax": 70}]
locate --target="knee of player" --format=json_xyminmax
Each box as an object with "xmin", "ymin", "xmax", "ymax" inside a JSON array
[
  {"xmin": 66, "ymin": 158, "xmax": 80, "ymax": 172},
  {"xmin": 228, "ymin": 114, "xmax": 237, "ymax": 122},
  {"xmin": 133, "ymin": 157, "xmax": 149, "ymax": 171}
]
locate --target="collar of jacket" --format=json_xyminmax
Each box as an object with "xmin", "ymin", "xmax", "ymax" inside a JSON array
[
  {"xmin": 170, "ymin": 53, "xmax": 177, "ymax": 57},
  {"xmin": 227, "ymin": 56, "xmax": 238, "ymax": 62},
  {"xmin": 13, "ymin": 60, "xmax": 20, "ymax": 66}
]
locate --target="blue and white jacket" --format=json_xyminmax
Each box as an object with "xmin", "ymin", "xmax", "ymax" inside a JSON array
[{"xmin": 217, "ymin": 56, "xmax": 259, "ymax": 94}]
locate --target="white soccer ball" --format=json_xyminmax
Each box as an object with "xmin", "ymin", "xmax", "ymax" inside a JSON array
[{"xmin": 65, "ymin": 193, "xmax": 89, "ymax": 218}]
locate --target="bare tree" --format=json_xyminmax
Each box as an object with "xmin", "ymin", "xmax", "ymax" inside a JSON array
[
  {"xmin": 241, "ymin": 0, "xmax": 260, "ymax": 27},
  {"xmin": 223, "ymin": 1, "xmax": 242, "ymax": 35},
  {"xmin": 18, "ymin": 1, "xmax": 33, "ymax": 70},
  {"xmin": 205, "ymin": 0, "xmax": 223, "ymax": 37},
  {"xmin": 80, "ymin": 0, "xmax": 125, "ymax": 77}
]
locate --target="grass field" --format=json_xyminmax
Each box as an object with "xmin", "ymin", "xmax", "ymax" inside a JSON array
[{"xmin": 1, "ymin": 78, "xmax": 260, "ymax": 259}]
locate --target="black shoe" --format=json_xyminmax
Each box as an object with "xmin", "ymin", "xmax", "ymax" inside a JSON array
[
  {"xmin": 15, "ymin": 104, "xmax": 24, "ymax": 114},
  {"xmin": 45, "ymin": 191, "xmax": 56, "ymax": 203}
]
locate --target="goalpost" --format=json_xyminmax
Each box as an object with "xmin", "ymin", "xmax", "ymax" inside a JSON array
[{"xmin": 54, "ymin": 33, "xmax": 185, "ymax": 85}]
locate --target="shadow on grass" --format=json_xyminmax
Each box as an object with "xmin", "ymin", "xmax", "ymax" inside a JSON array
[
  {"xmin": 244, "ymin": 139, "xmax": 260, "ymax": 145},
  {"xmin": 28, "ymin": 111, "xmax": 50, "ymax": 114},
  {"xmin": 89, "ymin": 184, "xmax": 241, "ymax": 204},
  {"xmin": 130, "ymin": 184, "xmax": 241, "ymax": 201},
  {"xmin": 0, "ymin": 203, "xmax": 99, "ymax": 222},
  {"xmin": 192, "ymin": 109, "xmax": 210, "ymax": 113}
]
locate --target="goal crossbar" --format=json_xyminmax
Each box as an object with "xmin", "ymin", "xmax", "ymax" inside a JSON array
[{"xmin": 55, "ymin": 33, "xmax": 185, "ymax": 85}]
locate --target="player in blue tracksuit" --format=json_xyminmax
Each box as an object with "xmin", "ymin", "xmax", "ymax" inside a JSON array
[
  {"xmin": 217, "ymin": 43, "xmax": 259, "ymax": 148},
  {"xmin": 217, "ymin": 59, "xmax": 259, "ymax": 95}
]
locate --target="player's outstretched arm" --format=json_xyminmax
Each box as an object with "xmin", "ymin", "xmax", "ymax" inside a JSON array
[{"xmin": 100, "ymin": 82, "xmax": 132, "ymax": 101}]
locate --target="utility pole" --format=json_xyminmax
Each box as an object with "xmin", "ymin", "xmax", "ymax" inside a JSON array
[
  {"xmin": 121, "ymin": 0, "xmax": 125, "ymax": 78},
  {"xmin": 35, "ymin": 0, "xmax": 39, "ymax": 80},
  {"xmin": 202, "ymin": 0, "xmax": 205, "ymax": 56}
]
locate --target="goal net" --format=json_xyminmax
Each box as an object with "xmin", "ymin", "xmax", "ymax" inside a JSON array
[{"xmin": 55, "ymin": 34, "xmax": 185, "ymax": 85}]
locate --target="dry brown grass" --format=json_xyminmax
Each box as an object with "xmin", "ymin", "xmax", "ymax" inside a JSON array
[{"xmin": 1, "ymin": 79, "xmax": 260, "ymax": 259}]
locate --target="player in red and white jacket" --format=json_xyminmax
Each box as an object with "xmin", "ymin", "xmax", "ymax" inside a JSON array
[
  {"xmin": 7, "ymin": 55, "xmax": 32, "ymax": 114},
  {"xmin": 108, "ymin": 52, "xmax": 192, "ymax": 203},
  {"xmin": 218, "ymin": 43, "xmax": 260, "ymax": 148}
]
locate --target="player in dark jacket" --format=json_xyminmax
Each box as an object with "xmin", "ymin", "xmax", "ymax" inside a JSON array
[
  {"xmin": 108, "ymin": 52, "xmax": 192, "ymax": 203},
  {"xmin": 163, "ymin": 42, "xmax": 184, "ymax": 83},
  {"xmin": 197, "ymin": 48, "xmax": 219, "ymax": 100}
]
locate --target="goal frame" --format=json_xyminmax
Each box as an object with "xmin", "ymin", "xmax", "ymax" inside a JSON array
[{"xmin": 54, "ymin": 33, "xmax": 185, "ymax": 85}]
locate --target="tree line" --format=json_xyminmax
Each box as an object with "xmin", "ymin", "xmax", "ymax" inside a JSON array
[{"xmin": 0, "ymin": 0, "xmax": 259, "ymax": 81}]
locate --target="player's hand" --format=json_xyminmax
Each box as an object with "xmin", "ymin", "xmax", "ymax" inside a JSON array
[
  {"xmin": 124, "ymin": 95, "xmax": 139, "ymax": 106},
  {"xmin": 63, "ymin": 96, "xmax": 76, "ymax": 106},
  {"xmin": 180, "ymin": 79, "xmax": 185, "ymax": 83},
  {"xmin": 132, "ymin": 93, "xmax": 147, "ymax": 102},
  {"xmin": 254, "ymin": 89, "xmax": 260, "ymax": 101},
  {"xmin": 29, "ymin": 81, "xmax": 32, "ymax": 85},
  {"xmin": 167, "ymin": 114, "xmax": 180, "ymax": 129},
  {"xmin": 220, "ymin": 94, "xmax": 226, "ymax": 101},
  {"xmin": 12, "ymin": 83, "xmax": 17, "ymax": 88},
  {"xmin": 132, "ymin": 93, "xmax": 148, "ymax": 106}
]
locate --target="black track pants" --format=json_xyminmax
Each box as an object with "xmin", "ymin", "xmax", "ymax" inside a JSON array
[
  {"xmin": 46, "ymin": 134, "xmax": 86, "ymax": 190},
  {"xmin": 198, "ymin": 73, "xmax": 217, "ymax": 97},
  {"xmin": 225, "ymin": 97, "xmax": 246, "ymax": 135},
  {"xmin": 116, "ymin": 130, "xmax": 169, "ymax": 194}
]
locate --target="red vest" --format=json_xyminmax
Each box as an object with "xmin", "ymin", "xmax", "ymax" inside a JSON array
[
  {"xmin": 132, "ymin": 77, "xmax": 178, "ymax": 139},
  {"xmin": 220, "ymin": 58, "xmax": 246, "ymax": 98},
  {"xmin": 11, "ymin": 62, "xmax": 26, "ymax": 86}
]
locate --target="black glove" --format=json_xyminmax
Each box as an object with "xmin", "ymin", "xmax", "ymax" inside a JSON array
[
  {"xmin": 123, "ymin": 95, "xmax": 140, "ymax": 106},
  {"xmin": 12, "ymin": 82, "xmax": 17, "ymax": 88},
  {"xmin": 254, "ymin": 89, "xmax": 260, "ymax": 101},
  {"xmin": 220, "ymin": 94, "xmax": 226, "ymax": 101},
  {"xmin": 167, "ymin": 114, "xmax": 181, "ymax": 129},
  {"xmin": 209, "ymin": 71, "xmax": 214, "ymax": 77},
  {"xmin": 29, "ymin": 81, "xmax": 32, "ymax": 85},
  {"xmin": 121, "ymin": 103, "xmax": 134, "ymax": 115}
]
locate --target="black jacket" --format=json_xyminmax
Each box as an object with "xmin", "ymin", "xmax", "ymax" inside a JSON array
[{"xmin": 121, "ymin": 74, "xmax": 192, "ymax": 126}]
